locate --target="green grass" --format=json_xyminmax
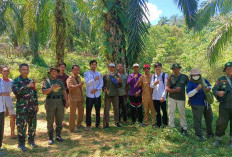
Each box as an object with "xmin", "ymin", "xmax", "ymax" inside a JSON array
[{"xmin": 1, "ymin": 53, "xmax": 232, "ymax": 156}]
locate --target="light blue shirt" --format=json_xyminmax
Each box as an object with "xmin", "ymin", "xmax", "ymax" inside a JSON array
[
  {"xmin": 84, "ymin": 70, "xmax": 103, "ymax": 98},
  {"xmin": 150, "ymin": 72, "xmax": 168, "ymax": 100}
]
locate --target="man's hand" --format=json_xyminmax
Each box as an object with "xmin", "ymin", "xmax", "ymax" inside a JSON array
[
  {"xmin": 27, "ymin": 82, "xmax": 34, "ymax": 88},
  {"xmin": 103, "ymin": 88, "xmax": 108, "ymax": 93},
  {"xmin": 35, "ymin": 106, "xmax": 39, "ymax": 112},
  {"xmin": 196, "ymin": 84, "xmax": 202, "ymax": 91},
  {"xmin": 154, "ymin": 80, "xmax": 159, "ymax": 85},
  {"xmin": 205, "ymin": 87, "xmax": 211, "ymax": 92},
  {"xmin": 116, "ymin": 77, "xmax": 121, "ymax": 83},
  {"xmin": 134, "ymin": 74, "xmax": 138, "ymax": 79},
  {"xmin": 160, "ymin": 97, "xmax": 165, "ymax": 102},
  {"xmin": 135, "ymin": 91, "xmax": 140, "ymax": 97},
  {"xmin": 217, "ymin": 91, "xmax": 225, "ymax": 97},
  {"xmin": 95, "ymin": 76, "xmax": 100, "ymax": 81},
  {"xmin": 65, "ymin": 101, "xmax": 69, "ymax": 109},
  {"xmin": 166, "ymin": 87, "xmax": 171, "ymax": 93},
  {"xmin": 5, "ymin": 109, "xmax": 9, "ymax": 117},
  {"xmin": 81, "ymin": 96, "xmax": 84, "ymax": 103},
  {"xmin": 51, "ymin": 84, "xmax": 60, "ymax": 90},
  {"xmin": 90, "ymin": 89, "xmax": 98, "ymax": 94}
]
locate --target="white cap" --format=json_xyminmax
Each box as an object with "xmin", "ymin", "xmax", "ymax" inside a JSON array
[
  {"xmin": 133, "ymin": 63, "xmax": 139, "ymax": 67},
  {"xmin": 190, "ymin": 68, "xmax": 201, "ymax": 75},
  {"xmin": 109, "ymin": 63, "xmax": 115, "ymax": 67}
]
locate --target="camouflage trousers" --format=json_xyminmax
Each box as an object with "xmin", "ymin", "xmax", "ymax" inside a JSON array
[{"xmin": 16, "ymin": 107, "xmax": 37, "ymax": 145}]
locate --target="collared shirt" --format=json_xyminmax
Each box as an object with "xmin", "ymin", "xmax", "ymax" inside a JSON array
[
  {"xmin": 127, "ymin": 73, "xmax": 142, "ymax": 96},
  {"xmin": 137, "ymin": 74, "xmax": 153, "ymax": 99},
  {"xmin": 117, "ymin": 73, "xmax": 128, "ymax": 96},
  {"xmin": 84, "ymin": 70, "xmax": 103, "ymax": 98},
  {"xmin": 0, "ymin": 78, "xmax": 15, "ymax": 114},
  {"xmin": 57, "ymin": 73, "xmax": 69, "ymax": 91},
  {"xmin": 150, "ymin": 72, "xmax": 168, "ymax": 100},
  {"xmin": 67, "ymin": 75, "xmax": 83, "ymax": 101}
]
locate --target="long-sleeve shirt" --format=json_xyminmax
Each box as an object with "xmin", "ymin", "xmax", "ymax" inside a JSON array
[
  {"xmin": 186, "ymin": 79, "xmax": 211, "ymax": 106},
  {"xmin": 12, "ymin": 76, "xmax": 38, "ymax": 110},
  {"xmin": 84, "ymin": 70, "xmax": 103, "ymax": 98},
  {"xmin": 127, "ymin": 73, "xmax": 142, "ymax": 96},
  {"xmin": 150, "ymin": 72, "xmax": 168, "ymax": 100}
]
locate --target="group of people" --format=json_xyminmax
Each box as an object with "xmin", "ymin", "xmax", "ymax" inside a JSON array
[{"xmin": 0, "ymin": 60, "xmax": 232, "ymax": 155}]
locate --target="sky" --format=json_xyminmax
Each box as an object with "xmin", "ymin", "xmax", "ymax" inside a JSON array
[{"xmin": 147, "ymin": 0, "xmax": 204, "ymax": 25}]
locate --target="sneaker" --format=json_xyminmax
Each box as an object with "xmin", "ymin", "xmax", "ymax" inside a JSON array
[
  {"xmin": 206, "ymin": 134, "xmax": 214, "ymax": 139},
  {"xmin": 212, "ymin": 140, "xmax": 221, "ymax": 147},
  {"xmin": 18, "ymin": 144, "xmax": 28, "ymax": 151},
  {"xmin": 85, "ymin": 126, "xmax": 91, "ymax": 131},
  {"xmin": 115, "ymin": 122, "xmax": 121, "ymax": 127},
  {"xmin": 72, "ymin": 128, "xmax": 78, "ymax": 133},
  {"xmin": 181, "ymin": 128, "xmax": 188, "ymax": 136},
  {"xmin": 104, "ymin": 123, "xmax": 109, "ymax": 129},
  {"xmin": 55, "ymin": 132, "xmax": 64, "ymax": 142},
  {"xmin": 198, "ymin": 136, "xmax": 206, "ymax": 142},
  {"xmin": 130, "ymin": 122, "xmax": 135, "ymax": 125},
  {"xmin": 139, "ymin": 123, "xmax": 145, "ymax": 127}
]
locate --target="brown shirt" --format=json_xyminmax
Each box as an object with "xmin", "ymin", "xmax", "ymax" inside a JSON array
[
  {"xmin": 137, "ymin": 74, "xmax": 153, "ymax": 100},
  {"xmin": 66, "ymin": 75, "xmax": 83, "ymax": 101}
]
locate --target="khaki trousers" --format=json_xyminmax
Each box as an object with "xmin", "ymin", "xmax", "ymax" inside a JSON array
[
  {"xmin": 168, "ymin": 97, "xmax": 187, "ymax": 130},
  {"xmin": 69, "ymin": 101, "xmax": 84, "ymax": 132},
  {"xmin": 143, "ymin": 98, "xmax": 156, "ymax": 125}
]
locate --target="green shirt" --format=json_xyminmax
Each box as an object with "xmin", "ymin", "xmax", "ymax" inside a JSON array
[
  {"xmin": 103, "ymin": 73, "xmax": 122, "ymax": 97},
  {"xmin": 42, "ymin": 78, "xmax": 65, "ymax": 96},
  {"xmin": 117, "ymin": 74, "xmax": 128, "ymax": 96},
  {"xmin": 167, "ymin": 74, "xmax": 189, "ymax": 100},
  {"xmin": 212, "ymin": 76, "xmax": 232, "ymax": 108}
]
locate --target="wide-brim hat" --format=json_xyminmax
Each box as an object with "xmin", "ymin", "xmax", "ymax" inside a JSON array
[{"xmin": 47, "ymin": 66, "xmax": 60, "ymax": 74}]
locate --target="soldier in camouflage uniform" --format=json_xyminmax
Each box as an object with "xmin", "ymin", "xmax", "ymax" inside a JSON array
[
  {"xmin": 12, "ymin": 63, "xmax": 38, "ymax": 151},
  {"xmin": 212, "ymin": 62, "xmax": 232, "ymax": 148}
]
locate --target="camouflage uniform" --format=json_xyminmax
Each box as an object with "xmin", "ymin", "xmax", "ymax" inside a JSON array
[{"xmin": 12, "ymin": 76, "xmax": 38, "ymax": 145}]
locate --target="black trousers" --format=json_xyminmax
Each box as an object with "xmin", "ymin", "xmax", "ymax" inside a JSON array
[
  {"xmin": 129, "ymin": 96, "xmax": 143, "ymax": 123},
  {"xmin": 119, "ymin": 96, "xmax": 127, "ymax": 122},
  {"xmin": 86, "ymin": 97, "xmax": 101, "ymax": 127},
  {"xmin": 153, "ymin": 100, "xmax": 168, "ymax": 127},
  {"xmin": 0, "ymin": 112, "xmax": 5, "ymax": 148}
]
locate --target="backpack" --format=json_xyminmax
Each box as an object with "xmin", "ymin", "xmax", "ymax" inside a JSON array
[{"xmin": 153, "ymin": 73, "xmax": 166, "ymax": 85}]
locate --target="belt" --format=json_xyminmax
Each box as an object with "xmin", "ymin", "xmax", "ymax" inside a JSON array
[{"xmin": 47, "ymin": 95, "xmax": 62, "ymax": 99}]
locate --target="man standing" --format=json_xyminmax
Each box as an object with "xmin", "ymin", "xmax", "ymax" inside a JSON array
[
  {"xmin": 12, "ymin": 64, "xmax": 38, "ymax": 151},
  {"xmin": 1, "ymin": 66, "xmax": 17, "ymax": 139},
  {"xmin": 150, "ymin": 62, "xmax": 168, "ymax": 128},
  {"xmin": 137, "ymin": 64, "xmax": 156, "ymax": 126},
  {"xmin": 187, "ymin": 68, "xmax": 214, "ymax": 141},
  {"xmin": 84, "ymin": 60, "xmax": 103, "ymax": 130},
  {"xmin": 166, "ymin": 63, "xmax": 189, "ymax": 136},
  {"xmin": 42, "ymin": 67, "xmax": 68, "ymax": 145},
  {"xmin": 103, "ymin": 63, "xmax": 121, "ymax": 128},
  {"xmin": 117, "ymin": 64, "xmax": 128, "ymax": 124},
  {"xmin": 212, "ymin": 62, "xmax": 232, "ymax": 148},
  {"xmin": 57, "ymin": 63, "xmax": 69, "ymax": 94},
  {"xmin": 67, "ymin": 65, "xmax": 84, "ymax": 132},
  {"xmin": 127, "ymin": 63, "xmax": 143, "ymax": 126}
]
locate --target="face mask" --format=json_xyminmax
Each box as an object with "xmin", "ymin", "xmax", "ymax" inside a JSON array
[{"xmin": 192, "ymin": 75, "xmax": 200, "ymax": 80}]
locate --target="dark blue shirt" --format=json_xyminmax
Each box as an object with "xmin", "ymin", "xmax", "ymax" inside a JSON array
[{"xmin": 186, "ymin": 79, "xmax": 211, "ymax": 106}]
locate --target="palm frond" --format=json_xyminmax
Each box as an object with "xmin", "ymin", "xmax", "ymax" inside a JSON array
[
  {"xmin": 195, "ymin": 0, "xmax": 232, "ymax": 31},
  {"xmin": 208, "ymin": 22, "xmax": 232, "ymax": 64},
  {"xmin": 173, "ymin": 0, "xmax": 199, "ymax": 28},
  {"xmin": 126, "ymin": 0, "xmax": 149, "ymax": 67}
]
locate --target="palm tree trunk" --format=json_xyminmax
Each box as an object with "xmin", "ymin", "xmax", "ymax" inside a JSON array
[
  {"xmin": 29, "ymin": 30, "xmax": 39, "ymax": 59},
  {"xmin": 55, "ymin": 0, "xmax": 66, "ymax": 65}
]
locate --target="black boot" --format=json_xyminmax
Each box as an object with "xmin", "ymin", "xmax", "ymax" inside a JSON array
[
  {"xmin": 181, "ymin": 128, "xmax": 188, "ymax": 136},
  {"xmin": 28, "ymin": 139, "xmax": 38, "ymax": 148},
  {"xmin": 48, "ymin": 132, "xmax": 53, "ymax": 145},
  {"xmin": 18, "ymin": 143, "xmax": 28, "ymax": 151},
  {"xmin": 55, "ymin": 131, "xmax": 64, "ymax": 142}
]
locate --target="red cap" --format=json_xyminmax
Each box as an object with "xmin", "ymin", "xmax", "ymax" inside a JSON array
[{"xmin": 143, "ymin": 64, "xmax": 150, "ymax": 68}]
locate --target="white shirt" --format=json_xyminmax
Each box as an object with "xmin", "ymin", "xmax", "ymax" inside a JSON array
[
  {"xmin": 150, "ymin": 72, "xmax": 168, "ymax": 100},
  {"xmin": 0, "ymin": 78, "xmax": 15, "ymax": 114},
  {"xmin": 84, "ymin": 70, "xmax": 103, "ymax": 98}
]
